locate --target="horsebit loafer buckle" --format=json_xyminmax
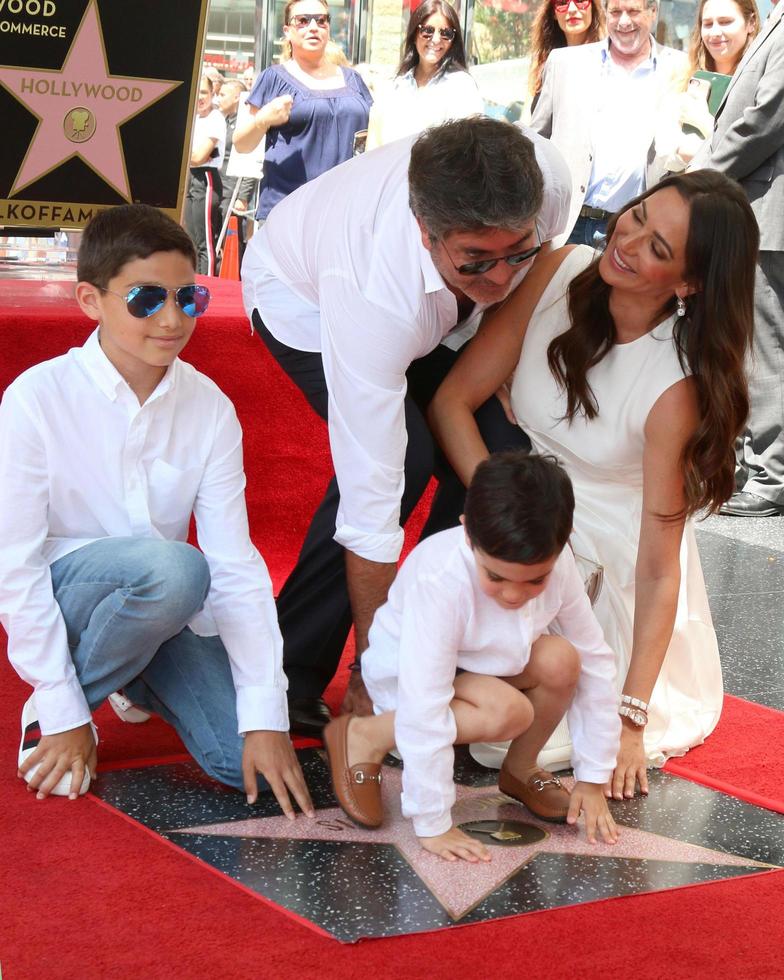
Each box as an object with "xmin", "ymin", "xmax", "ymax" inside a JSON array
[
  {"xmin": 354, "ymin": 770, "xmax": 382, "ymax": 785},
  {"xmin": 532, "ymin": 774, "xmax": 562, "ymax": 792}
]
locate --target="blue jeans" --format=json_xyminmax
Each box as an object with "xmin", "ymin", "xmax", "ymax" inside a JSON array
[
  {"xmin": 567, "ymin": 215, "xmax": 609, "ymax": 248},
  {"xmin": 50, "ymin": 537, "xmax": 255, "ymax": 792}
]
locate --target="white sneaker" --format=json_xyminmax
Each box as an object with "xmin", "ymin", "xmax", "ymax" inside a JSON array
[
  {"xmin": 108, "ymin": 691, "xmax": 152, "ymax": 724},
  {"xmin": 18, "ymin": 696, "xmax": 97, "ymax": 796}
]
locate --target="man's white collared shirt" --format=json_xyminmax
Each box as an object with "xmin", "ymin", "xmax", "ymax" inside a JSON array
[
  {"xmin": 241, "ymin": 133, "xmax": 571, "ymax": 565},
  {"xmin": 0, "ymin": 330, "xmax": 287, "ymax": 736}
]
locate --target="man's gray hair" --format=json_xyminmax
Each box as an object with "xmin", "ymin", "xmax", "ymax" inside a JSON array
[
  {"xmin": 603, "ymin": 0, "xmax": 658, "ymax": 8},
  {"xmin": 408, "ymin": 117, "xmax": 543, "ymax": 240}
]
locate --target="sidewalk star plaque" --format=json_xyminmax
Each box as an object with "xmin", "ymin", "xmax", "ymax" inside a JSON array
[{"xmin": 0, "ymin": 0, "xmax": 209, "ymax": 229}]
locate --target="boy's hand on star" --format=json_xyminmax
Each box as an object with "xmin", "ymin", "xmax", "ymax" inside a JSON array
[
  {"xmin": 568, "ymin": 781, "xmax": 619, "ymax": 845},
  {"xmin": 243, "ymin": 730, "xmax": 315, "ymax": 819},
  {"xmin": 418, "ymin": 826, "xmax": 491, "ymax": 863}
]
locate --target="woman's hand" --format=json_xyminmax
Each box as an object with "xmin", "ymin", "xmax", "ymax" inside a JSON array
[
  {"xmin": 259, "ymin": 94, "xmax": 294, "ymax": 130},
  {"xmin": 418, "ymin": 826, "xmax": 491, "ymax": 863},
  {"xmin": 606, "ymin": 719, "xmax": 649, "ymax": 800}
]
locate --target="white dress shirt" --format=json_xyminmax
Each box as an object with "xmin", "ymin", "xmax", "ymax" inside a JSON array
[
  {"xmin": 241, "ymin": 131, "xmax": 571, "ymax": 564},
  {"xmin": 585, "ymin": 40, "xmax": 661, "ymax": 212},
  {"xmin": 368, "ymin": 68, "xmax": 486, "ymax": 148},
  {"xmin": 0, "ymin": 331, "xmax": 287, "ymax": 737},
  {"xmin": 361, "ymin": 528, "xmax": 620, "ymax": 838}
]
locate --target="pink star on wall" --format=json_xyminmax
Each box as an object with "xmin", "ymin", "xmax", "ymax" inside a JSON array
[{"xmin": 0, "ymin": 1, "xmax": 181, "ymax": 201}]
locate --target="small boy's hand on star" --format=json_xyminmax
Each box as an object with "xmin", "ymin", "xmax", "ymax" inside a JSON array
[
  {"xmin": 568, "ymin": 781, "xmax": 619, "ymax": 845},
  {"xmin": 418, "ymin": 826, "xmax": 492, "ymax": 863}
]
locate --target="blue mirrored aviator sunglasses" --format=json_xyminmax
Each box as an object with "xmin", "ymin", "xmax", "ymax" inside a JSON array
[{"xmin": 103, "ymin": 283, "xmax": 211, "ymax": 319}]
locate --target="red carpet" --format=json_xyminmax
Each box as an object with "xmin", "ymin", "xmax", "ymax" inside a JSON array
[
  {"xmin": 1, "ymin": 279, "xmax": 784, "ymax": 978},
  {"xmin": 664, "ymin": 694, "xmax": 784, "ymax": 814}
]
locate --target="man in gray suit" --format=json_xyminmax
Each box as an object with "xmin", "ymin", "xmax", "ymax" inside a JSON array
[
  {"xmin": 531, "ymin": 0, "xmax": 685, "ymax": 246},
  {"xmin": 696, "ymin": 0, "xmax": 784, "ymax": 516}
]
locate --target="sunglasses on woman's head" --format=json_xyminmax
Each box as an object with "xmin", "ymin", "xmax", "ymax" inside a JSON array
[
  {"xmin": 290, "ymin": 13, "xmax": 330, "ymax": 28},
  {"xmin": 102, "ymin": 284, "xmax": 211, "ymax": 319},
  {"xmin": 552, "ymin": 0, "xmax": 592, "ymax": 10},
  {"xmin": 417, "ymin": 24, "xmax": 457, "ymax": 41}
]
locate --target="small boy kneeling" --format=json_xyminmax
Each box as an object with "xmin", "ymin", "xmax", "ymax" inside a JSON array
[
  {"xmin": 0, "ymin": 204, "xmax": 311, "ymax": 819},
  {"xmin": 324, "ymin": 452, "xmax": 620, "ymax": 861}
]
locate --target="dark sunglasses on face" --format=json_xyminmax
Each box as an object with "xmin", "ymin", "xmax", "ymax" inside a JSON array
[
  {"xmin": 103, "ymin": 283, "xmax": 211, "ymax": 319},
  {"xmin": 417, "ymin": 24, "xmax": 457, "ymax": 41},
  {"xmin": 443, "ymin": 233, "xmax": 542, "ymax": 277},
  {"xmin": 290, "ymin": 13, "xmax": 330, "ymax": 28},
  {"xmin": 552, "ymin": 0, "xmax": 591, "ymax": 10}
]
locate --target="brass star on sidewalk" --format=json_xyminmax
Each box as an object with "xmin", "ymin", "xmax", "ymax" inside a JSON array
[
  {"xmin": 0, "ymin": 1, "xmax": 180, "ymax": 200},
  {"xmin": 172, "ymin": 768, "xmax": 775, "ymax": 921}
]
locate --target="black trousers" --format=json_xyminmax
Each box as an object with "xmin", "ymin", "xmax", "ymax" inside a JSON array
[
  {"xmin": 254, "ymin": 313, "xmax": 530, "ymax": 698},
  {"xmin": 184, "ymin": 167, "xmax": 222, "ymax": 276}
]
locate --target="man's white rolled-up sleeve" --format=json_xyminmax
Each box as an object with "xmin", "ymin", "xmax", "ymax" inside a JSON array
[{"xmin": 319, "ymin": 272, "xmax": 428, "ymax": 564}]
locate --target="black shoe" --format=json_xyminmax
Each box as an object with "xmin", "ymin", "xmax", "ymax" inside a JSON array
[
  {"xmin": 719, "ymin": 491, "xmax": 784, "ymax": 517},
  {"xmin": 288, "ymin": 697, "xmax": 332, "ymax": 737}
]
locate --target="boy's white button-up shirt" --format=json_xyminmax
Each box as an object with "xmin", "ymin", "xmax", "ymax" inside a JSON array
[
  {"xmin": 0, "ymin": 330, "xmax": 287, "ymax": 737},
  {"xmin": 361, "ymin": 527, "xmax": 620, "ymax": 838},
  {"xmin": 241, "ymin": 129, "xmax": 571, "ymax": 566}
]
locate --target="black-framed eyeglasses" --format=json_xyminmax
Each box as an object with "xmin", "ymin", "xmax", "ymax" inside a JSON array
[
  {"xmin": 440, "ymin": 229, "xmax": 542, "ymax": 277},
  {"xmin": 289, "ymin": 13, "xmax": 330, "ymax": 28},
  {"xmin": 102, "ymin": 284, "xmax": 211, "ymax": 319},
  {"xmin": 417, "ymin": 24, "xmax": 457, "ymax": 41}
]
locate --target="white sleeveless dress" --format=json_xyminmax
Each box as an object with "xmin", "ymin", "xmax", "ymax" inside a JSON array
[{"xmin": 471, "ymin": 246, "xmax": 723, "ymax": 772}]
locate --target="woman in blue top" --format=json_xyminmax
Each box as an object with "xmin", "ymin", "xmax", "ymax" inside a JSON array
[{"xmin": 233, "ymin": 0, "xmax": 372, "ymax": 221}]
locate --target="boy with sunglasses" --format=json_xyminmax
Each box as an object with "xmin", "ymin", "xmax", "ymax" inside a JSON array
[{"xmin": 0, "ymin": 204, "xmax": 313, "ymax": 820}]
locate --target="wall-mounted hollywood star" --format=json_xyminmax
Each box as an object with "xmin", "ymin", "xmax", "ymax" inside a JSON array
[
  {"xmin": 171, "ymin": 767, "xmax": 776, "ymax": 924},
  {"xmin": 0, "ymin": 1, "xmax": 180, "ymax": 200}
]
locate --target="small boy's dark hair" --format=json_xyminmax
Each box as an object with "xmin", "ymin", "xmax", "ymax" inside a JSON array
[
  {"xmin": 463, "ymin": 451, "xmax": 574, "ymax": 564},
  {"xmin": 77, "ymin": 203, "xmax": 197, "ymax": 288}
]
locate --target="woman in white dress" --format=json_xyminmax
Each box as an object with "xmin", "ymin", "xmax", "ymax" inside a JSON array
[
  {"xmin": 366, "ymin": 0, "xmax": 484, "ymax": 149},
  {"xmin": 429, "ymin": 171, "xmax": 758, "ymax": 799}
]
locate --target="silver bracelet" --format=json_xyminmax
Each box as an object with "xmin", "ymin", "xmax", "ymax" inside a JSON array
[
  {"xmin": 620, "ymin": 694, "xmax": 649, "ymax": 712},
  {"xmin": 619, "ymin": 704, "xmax": 648, "ymax": 727}
]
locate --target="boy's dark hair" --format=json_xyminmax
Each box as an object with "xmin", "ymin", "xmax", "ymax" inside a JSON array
[
  {"xmin": 463, "ymin": 452, "xmax": 574, "ymax": 564},
  {"xmin": 77, "ymin": 203, "xmax": 197, "ymax": 288}
]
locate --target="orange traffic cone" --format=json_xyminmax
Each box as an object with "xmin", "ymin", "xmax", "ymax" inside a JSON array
[{"xmin": 219, "ymin": 216, "xmax": 240, "ymax": 280}]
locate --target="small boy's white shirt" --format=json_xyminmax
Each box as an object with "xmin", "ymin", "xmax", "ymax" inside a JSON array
[
  {"xmin": 361, "ymin": 527, "xmax": 621, "ymax": 838},
  {"xmin": 0, "ymin": 329, "xmax": 288, "ymax": 737}
]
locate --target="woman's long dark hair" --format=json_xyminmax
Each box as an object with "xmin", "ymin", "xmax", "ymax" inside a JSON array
[
  {"xmin": 396, "ymin": 0, "xmax": 469, "ymax": 79},
  {"xmin": 528, "ymin": 0, "xmax": 605, "ymax": 98},
  {"xmin": 546, "ymin": 170, "xmax": 758, "ymax": 517}
]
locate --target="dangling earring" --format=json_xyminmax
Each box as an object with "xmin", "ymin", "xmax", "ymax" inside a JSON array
[{"xmin": 676, "ymin": 296, "xmax": 687, "ymax": 317}]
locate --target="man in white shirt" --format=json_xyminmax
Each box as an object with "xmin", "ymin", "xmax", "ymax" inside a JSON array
[
  {"xmin": 322, "ymin": 453, "xmax": 620, "ymax": 860},
  {"xmin": 1, "ymin": 204, "xmax": 312, "ymax": 818},
  {"xmin": 241, "ymin": 117, "xmax": 571, "ymax": 735},
  {"xmin": 531, "ymin": 0, "xmax": 686, "ymax": 246}
]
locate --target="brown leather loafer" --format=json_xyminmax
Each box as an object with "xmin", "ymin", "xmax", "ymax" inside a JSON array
[
  {"xmin": 323, "ymin": 714, "xmax": 384, "ymax": 828},
  {"xmin": 498, "ymin": 765, "xmax": 570, "ymax": 823}
]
